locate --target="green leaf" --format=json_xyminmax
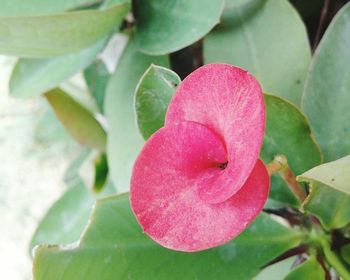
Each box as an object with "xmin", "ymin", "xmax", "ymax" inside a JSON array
[
  {"xmin": 30, "ymin": 182, "xmax": 94, "ymax": 253},
  {"xmin": 10, "ymin": 39, "xmax": 106, "ymax": 98},
  {"xmin": 261, "ymin": 94, "xmax": 322, "ymax": 207},
  {"xmin": 84, "ymin": 59, "xmax": 110, "ymax": 113},
  {"xmin": 135, "ymin": 64, "xmax": 180, "ymax": 140},
  {"xmin": 135, "ymin": 0, "xmax": 225, "ymax": 55},
  {"xmin": 45, "ymin": 88, "xmax": 107, "ymax": 152},
  {"xmin": 300, "ymin": 4, "xmax": 350, "ymax": 231},
  {"xmin": 222, "ymin": 0, "xmax": 261, "ymax": 24},
  {"xmin": 93, "ymin": 153, "xmax": 108, "ymax": 192},
  {"xmin": 30, "ymin": 181, "xmax": 116, "ymax": 254},
  {"xmin": 204, "ymin": 0, "xmax": 311, "ymax": 105},
  {"xmin": 33, "ymin": 194, "xmax": 303, "ymax": 280},
  {"xmin": 0, "ymin": 3, "xmax": 130, "ymax": 57},
  {"xmin": 0, "ymin": 0, "xmax": 100, "ymax": 16},
  {"xmin": 298, "ymin": 155, "xmax": 350, "ymax": 196},
  {"xmin": 301, "ymin": 3, "xmax": 350, "ymax": 162},
  {"xmin": 303, "ymin": 182, "xmax": 350, "ymax": 230},
  {"xmin": 284, "ymin": 257, "xmax": 325, "ymax": 280},
  {"xmin": 105, "ymin": 38, "xmax": 169, "ymax": 192}
]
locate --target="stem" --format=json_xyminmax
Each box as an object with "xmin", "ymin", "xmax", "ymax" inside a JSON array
[
  {"xmin": 313, "ymin": 0, "xmax": 330, "ymax": 52},
  {"xmin": 264, "ymin": 244, "xmax": 309, "ymax": 267},
  {"xmin": 266, "ymin": 155, "xmax": 285, "ymax": 175},
  {"xmin": 316, "ymin": 253, "xmax": 332, "ymax": 280},
  {"xmin": 266, "ymin": 155, "xmax": 306, "ymax": 202},
  {"xmin": 320, "ymin": 238, "xmax": 350, "ymax": 280},
  {"xmin": 282, "ymin": 167, "xmax": 307, "ymax": 202}
]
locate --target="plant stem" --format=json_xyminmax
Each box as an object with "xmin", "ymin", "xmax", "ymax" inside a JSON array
[
  {"xmin": 282, "ymin": 166, "xmax": 307, "ymax": 202},
  {"xmin": 265, "ymin": 244, "xmax": 309, "ymax": 267},
  {"xmin": 266, "ymin": 155, "xmax": 286, "ymax": 175},
  {"xmin": 320, "ymin": 238, "xmax": 350, "ymax": 280},
  {"xmin": 313, "ymin": 0, "xmax": 330, "ymax": 52},
  {"xmin": 266, "ymin": 155, "xmax": 306, "ymax": 202}
]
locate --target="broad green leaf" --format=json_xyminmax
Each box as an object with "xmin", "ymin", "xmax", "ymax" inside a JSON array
[
  {"xmin": 0, "ymin": 0, "xmax": 100, "ymax": 16},
  {"xmin": 30, "ymin": 183, "xmax": 94, "ymax": 253},
  {"xmin": 135, "ymin": 0, "xmax": 225, "ymax": 55},
  {"xmin": 261, "ymin": 95, "xmax": 322, "ymax": 207},
  {"xmin": 300, "ymin": 4, "xmax": 350, "ymax": 231},
  {"xmin": 301, "ymin": 3, "xmax": 350, "ymax": 162},
  {"xmin": 84, "ymin": 59, "xmax": 110, "ymax": 113},
  {"xmin": 204, "ymin": 0, "xmax": 311, "ymax": 105},
  {"xmin": 46, "ymin": 88, "xmax": 107, "ymax": 152},
  {"xmin": 10, "ymin": 39, "xmax": 106, "ymax": 98},
  {"xmin": 303, "ymin": 182, "xmax": 350, "ymax": 230},
  {"xmin": 222, "ymin": 0, "xmax": 262, "ymax": 24},
  {"xmin": 135, "ymin": 64, "xmax": 180, "ymax": 140},
  {"xmin": 254, "ymin": 257, "xmax": 295, "ymax": 280},
  {"xmin": 0, "ymin": 3, "xmax": 130, "ymax": 57},
  {"xmin": 105, "ymin": 38, "xmax": 169, "ymax": 192},
  {"xmin": 298, "ymin": 155, "xmax": 350, "ymax": 196},
  {"xmin": 30, "ymin": 181, "xmax": 116, "ymax": 254},
  {"xmin": 284, "ymin": 257, "xmax": 325, "ymax": 280},
  {"xmin": 34, "ymin": 194, "xmax": 303, "ymax": 280}
]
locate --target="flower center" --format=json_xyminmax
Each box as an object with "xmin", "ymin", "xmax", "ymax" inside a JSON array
[{"xmin": 217, "ymin": 161, "xmax": 228, "ymax": 170}]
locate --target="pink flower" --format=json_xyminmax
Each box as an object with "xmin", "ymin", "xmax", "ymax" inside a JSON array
[{"xmin": 130, "ymin": 64, "xmax": 270, "ymax": 252}]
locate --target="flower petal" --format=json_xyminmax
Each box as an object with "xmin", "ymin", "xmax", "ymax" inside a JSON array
[
  {"xmin": 166, "ymin": 64, "xmax": 265, "ymax": 204},
  {"xmin": 130, "ymin": 121, "xmax": 269, "ymax": 252}
]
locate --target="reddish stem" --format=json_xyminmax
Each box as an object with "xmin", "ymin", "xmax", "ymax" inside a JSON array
[{"xmin": 266, "ymin": 155, "xmax": 306, "ymax": 203}]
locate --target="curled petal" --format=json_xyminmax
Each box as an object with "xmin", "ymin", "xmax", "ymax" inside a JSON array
[{"xmin": 166, "ymin": 64, "xmax": 265, "ymax": 203}]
